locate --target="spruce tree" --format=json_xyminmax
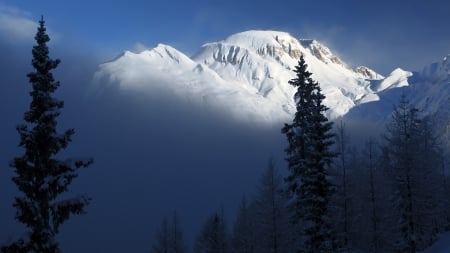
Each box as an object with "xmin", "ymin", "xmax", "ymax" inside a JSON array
[
  {"xmin": 383, "ymin": 95, "xmax": 443, "ymax": 252},
  {"xmin": 282, "ymin": 56, "xmax": 336, "ymax": 253},
  {"xmin": 2, "ymin": 17, "xmax": 92, "ymax": 253}
]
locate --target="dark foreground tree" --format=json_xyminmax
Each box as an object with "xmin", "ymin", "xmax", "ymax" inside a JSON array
[
  {"xmin": 282, "ymin": 56, "xmax": 336, "ymax": 253},
  {"xmin": 1, "ymin": 17, "xmax": 92, "ymax": 253}
]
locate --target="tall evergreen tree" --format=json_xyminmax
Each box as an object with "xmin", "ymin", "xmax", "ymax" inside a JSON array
[
  {"xmin": 1, "ymin": 17, "xmax": 92, "ymax": 253},
  {"xmin": 282, "ymin": 56, "xmax": 336, "ymax": 253},
  {"xmin": 383, "ymin": 95, "xmax": 442, "ymax": 252}
]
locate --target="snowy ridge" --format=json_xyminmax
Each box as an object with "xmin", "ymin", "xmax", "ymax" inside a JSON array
[
  {"xmin": 371, "ymin": 68, "xmax": 412, "ymax": 92},
  {"xmin": 412, "ymin": 55, "xmax": 450, "ymax": 115},
  {"xmin": 94, "ymin": 30, "xmax": 448, "ymax": 125},
  {"xmin": 355, "ymin": 66, "xmax": 384, "ymax": 80},
  {"xmin": 421, "ymin": 54, "xmax": 450, "ymax": 81},
  {"xmin": 345, "ymin": 56, "xmax": 450, "ymax": 124},
  {"xmin": 95, "ymin": 43, "xmax": 294, "ymax": 124},
  {"xmin": 300, "ymin": 39, "xmax": 346, "ymax": 67}
]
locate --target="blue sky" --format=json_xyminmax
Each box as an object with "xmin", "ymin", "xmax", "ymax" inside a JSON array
[{"xmin": 2, "ymin": 0, "xmax": 450, "ymax": 74}]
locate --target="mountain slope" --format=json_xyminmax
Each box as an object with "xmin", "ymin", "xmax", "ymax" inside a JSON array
[
  {"xmin": 345, "ymin": 55, "xmax": 450, "ymax": 125},
  {"xmin": 94, "ymin": 43, "xmax": 294, "ymax": 123},
  {"xmin": 191, "ymin": 30, "xmax": 384, "ymax": 119},
  {"xmin": 94, "ymin": 30, "xmax": 448, "ymax": 126}
]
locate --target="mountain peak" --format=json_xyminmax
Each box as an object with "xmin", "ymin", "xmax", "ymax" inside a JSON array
[
  {"xmin": 300, "ymin": 39, "xmax": 344, "ymax": 66},
  {"xmin": 355, "ymin": 66, "xmax": 384, "ymax": 80},
  {"xmin": 224, "ymin": 30, "xmax": 297, "ymax": 46},
  {"xmin": 218, "ymin": 30, "xmax": 304, "ymax": 60},
  {"xmin": 420, "ymin": 53, "xmax": 450, "ymax": 83}
]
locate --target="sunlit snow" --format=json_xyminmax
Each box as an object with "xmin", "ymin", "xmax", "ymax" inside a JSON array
[{"xmin": 94, "ymin": 30, "xmax": 447, "ymax": 125}]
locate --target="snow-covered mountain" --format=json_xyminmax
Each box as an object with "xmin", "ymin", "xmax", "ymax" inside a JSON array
[
  {"xmin": 345, "ymin": 55, "xmax": 450, "ymax": 124},
  {"xmin": 94, "ymin": 30, "xmax": 449, "ymax": 126}
]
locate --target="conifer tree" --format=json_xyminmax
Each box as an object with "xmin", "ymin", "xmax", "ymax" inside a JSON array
[
  {"xmin": 251, "ymin": 159, "xmax": 292, "ymax": 253},
  {"xmin": 383, "ymin": 95, "xmax": 442, "ymax": 252},
  {"xmin": 384, "ymin": 95, "xmax": 421, "ymax": 253},
  {"xmin": 282, "ymin": 56, "xmax": 336, "ymax": 253},
  {"xmin": 334, "ymin": 121, "xmax": 350, "ymax": 251},
  {"xmin": 196, "ymin": 212, "xmax": 228, "ymax": 253},
  {"xmin": 1, "ymin": 17, "xmax": 92, "ymax": 253}
]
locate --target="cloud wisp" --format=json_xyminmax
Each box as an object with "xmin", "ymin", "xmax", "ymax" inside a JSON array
[{"xmin": 0, "ymin": 4, "xmax": 36, "ymax": 44}]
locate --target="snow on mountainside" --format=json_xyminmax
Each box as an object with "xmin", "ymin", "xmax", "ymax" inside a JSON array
[
  {"xmin": 192, "ymin": 30, "xmax": 384, "ymax": 119},
  {"xmin": 410, "ymin": 54, "xmax": 450, "ymax": 119},
  {"xmin": 370, "ymin": 68, "xmax": 412, "ymax": 92},
  {"xmin": 94, "ymin": 30, "xmax": 448, "ymax": 125},
  {"xmin": 345, "ymin": 55, "xmax": 450, "ymax": 125},
  {"xmin": 94, "ymin": 43, "xmax": 294, "ymax": 123}
]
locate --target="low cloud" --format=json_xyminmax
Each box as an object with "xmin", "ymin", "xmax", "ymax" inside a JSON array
[
  {"xmin": 0, "ymin": 4, "xmax": 36, "ymax": 44},
  {"xmin": 0, "ymin": 4, "xmax": 61, "ymax": 45}
]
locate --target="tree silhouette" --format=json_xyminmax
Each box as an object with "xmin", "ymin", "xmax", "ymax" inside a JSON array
[
  {"xmin": 282, "ymin": 56, "xmax": 336, "ymax": 253},
  {"xmin": 2, "ymin": 17, "xmax": 92, "ymax": 253}
]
